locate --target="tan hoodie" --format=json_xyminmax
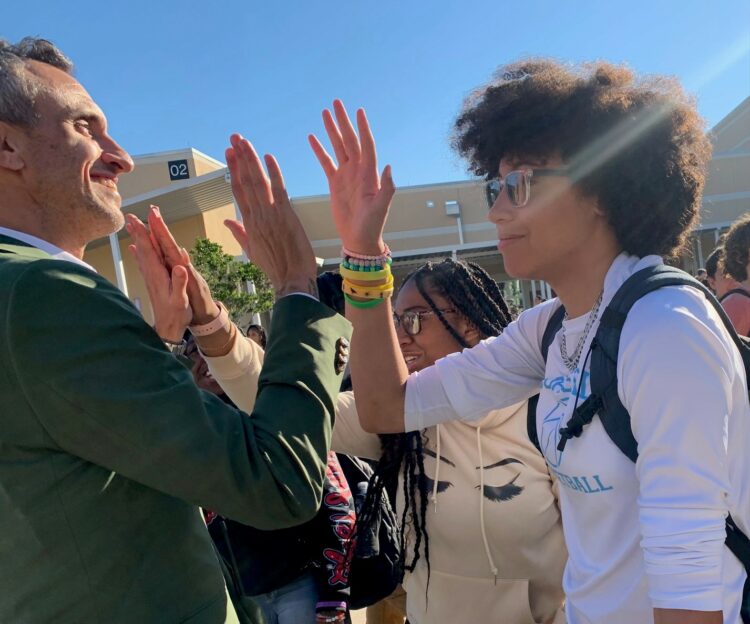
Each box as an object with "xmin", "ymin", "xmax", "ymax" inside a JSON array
[{"xmin": 204, "ymin": 335, "xmax": 566, "ymax": 624}]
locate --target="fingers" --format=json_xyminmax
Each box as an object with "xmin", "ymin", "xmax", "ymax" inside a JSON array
[
  {"xmin": 148, "ymin": 206, "xmax": 184, "ymax": 267},
  {"xmin": 170, "ymin": 265, "xmax": 189, "ymax": 309},
  {"xmin": 264, "ymin": 154, "xmax": 291, "ymax": 210},
  {"xmin": 125, "ymin": 217, "xmax": 171, "ymax": 297},
  {"xmin": 322, "ymin": 108, "xmax": 347, "ymax": 165},
  {"xmin": 308, "ymin": 134, "xmax": 337, "ymax": 180},
  {"xmin": 225, "ymin": 145, "xmax": 248, "ymax": 209},
  {"xmin": 380, "ymin": 164, "xmax": 396, "ymax": 201},
  {"xmin": 357, "ymin": 108, "xmax": 378, "ymax": 175},
  {"xmin": 125, "ymin": 214, "xmax": 162, "ymax": 267},
  {"xmin": 224, "ymin": 219, "xmax": 250, "ymax": 255},
  {"xmin": 232, "ymin": 134, "xmax": 273, "ymax": 208},
  {"xmin": 333, "ymin": 99, "xmax": 361, "ymax": 162}
]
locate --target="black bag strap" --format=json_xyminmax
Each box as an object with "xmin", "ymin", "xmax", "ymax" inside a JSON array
[
  {"xmin": 587, "ymin": 265, "xmax": 748, "ymax": 463},
  {"xmin": 527, "ymin": 304, "xmax": 566, "ymax": 455},
  {"xmin": 719, "ymin": 288, "xmax": 750, "ymax": 303},
  {"xmin": 728, "ymin": 515, "xmax": 750, "ymax": 624}
]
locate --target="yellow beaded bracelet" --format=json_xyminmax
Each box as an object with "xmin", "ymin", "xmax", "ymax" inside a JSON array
[
  {"xmin": 344, "ymin": 274, "xmax": 393, "ymax": 291},
  {"xmin": 339, "ymin": 264, "xmax": 392, "ymax": 282},
  {"xmin": 342, "ymin": 279, "xmax": 395, "ymax": 300}
]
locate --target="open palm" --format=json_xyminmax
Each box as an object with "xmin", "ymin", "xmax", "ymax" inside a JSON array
[{"xmin": 309, "ymin": 100, "xmax": 394, "ymax": 256}]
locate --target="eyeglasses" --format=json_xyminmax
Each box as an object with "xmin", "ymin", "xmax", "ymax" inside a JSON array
[
  {"xmin": 485, "ymin": 168, "xmax": 569, "ymax": 208},
  {"xmin": 393, "ymin": 308, "xmax": 456, "ymax": 337}
]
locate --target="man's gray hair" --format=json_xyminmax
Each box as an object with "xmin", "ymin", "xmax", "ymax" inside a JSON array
[{"xmin": 0, "ymin": 37, "xmax": 73, "ymax": 127}]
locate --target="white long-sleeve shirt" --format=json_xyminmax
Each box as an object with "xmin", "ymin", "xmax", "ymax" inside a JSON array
[{"xmin": 405, "ymin": 253, "xmax": 750, "ymax": 624}]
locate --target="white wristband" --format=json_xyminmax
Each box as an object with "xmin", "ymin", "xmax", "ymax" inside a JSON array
[{"xmin": 189, "ymin": 301, "xmax": 229, "ymax": 337}]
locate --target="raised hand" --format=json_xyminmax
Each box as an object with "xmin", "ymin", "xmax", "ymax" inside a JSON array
[
  {"xmin": 309, "ymin": 100, "xmax": 395, "ymax": 256},
  {"xmin": 225, "ymin": 134, "xmax": 318, "ymax": 299},
  {"xmin": 128, "ymin": 207, "xmax": 220, "ymax": 325},
  {"xmin": 125, "ymin": 212, "xmax": 191, "ymax": 342}
]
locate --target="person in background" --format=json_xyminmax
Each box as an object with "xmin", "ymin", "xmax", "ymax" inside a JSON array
[
  {"xmin": 704, "ymin": 245, "xmax": 741, "ymax": 300},
  {"xmin": 720, "ymin": 213, "xmax": 750, "ymax": 336},
  {"xmin": 246, "ymin": 323, "xmax": 267, "ymax": 349}
]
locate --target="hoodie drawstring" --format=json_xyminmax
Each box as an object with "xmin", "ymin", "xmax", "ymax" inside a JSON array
[
  {"xmin": 477, "ymin": 427, "xmax": 499, "ymax": 583},
  {"xmin": 431, "ymin": 424, "xmax": 441, "ymax": 512}
]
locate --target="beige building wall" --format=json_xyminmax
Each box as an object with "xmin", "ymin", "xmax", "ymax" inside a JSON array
[
  {"xmin": 117, "ymin": 149, "xmax": 224, "ymax": 200},
  {"xmin": 684, "ymin": 96, "xmax": 750, "ymax": 270},
  {"xmin": 711, "ymin": 96, "xmax": 750, "ymax": 154},
  {"xmin": 193, "ymin": 152, "xmax": 225, "ymax": 177},
  {"xmin": 83, "ymin": 244, "xmax": 117, "ymax": 284},
  {"xmin": 295, "ymin": 180, "xmax": 497, "ymax": 264},
  {"xmin": 202, "ymin": 203, "xmax": 244, "ymax": 257}
]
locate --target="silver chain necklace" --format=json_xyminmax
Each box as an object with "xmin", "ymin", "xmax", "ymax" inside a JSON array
[{"xmin": 560, "ymin": 292, "xmax": 604, "ymax": 371}]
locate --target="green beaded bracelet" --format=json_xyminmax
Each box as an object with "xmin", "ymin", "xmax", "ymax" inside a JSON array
[
  {"xmin": 342, "ymin": 257, "xmax": 393, "ymax": 270},
  {"xmin": 344, "ymin": 293, "xmax": 387, "ymax": 309}
]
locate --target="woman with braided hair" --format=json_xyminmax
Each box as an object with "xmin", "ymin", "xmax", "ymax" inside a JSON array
[
  {"xmin": 202, "ymin": 255, "xmax": 567, "ymax": 623},
  {"xmin": 330, "ymin": 257, "xmax": 567, "ymax": 624},
  {"xmin": 140, "ymin": 248, "xmax": 567, "ymax": 622}
]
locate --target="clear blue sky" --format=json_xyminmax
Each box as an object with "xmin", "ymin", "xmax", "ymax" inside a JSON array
[{"xmin": 3, "ymin": 0, "xmax": 750, "ymax": 196}]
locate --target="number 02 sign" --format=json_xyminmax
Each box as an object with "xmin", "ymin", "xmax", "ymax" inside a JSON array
[{"xmin": 168, "ymin": 159, "xmax": 190, "ymax": 181}]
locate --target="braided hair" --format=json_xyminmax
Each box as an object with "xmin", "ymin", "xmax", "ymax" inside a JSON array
[{"xmin": 355, "ymin": 258, "xmax": 513, "ymax": 591}]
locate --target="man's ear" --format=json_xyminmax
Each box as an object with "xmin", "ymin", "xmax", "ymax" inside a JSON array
[{"xmin": 0, "ymin": 122, "xmax": 26, "ymax": 172}]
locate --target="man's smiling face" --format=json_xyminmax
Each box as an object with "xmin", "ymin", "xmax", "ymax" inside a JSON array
[{"xmin": 16, "ymin": 60, "xmax": 133, "ymax": 242}]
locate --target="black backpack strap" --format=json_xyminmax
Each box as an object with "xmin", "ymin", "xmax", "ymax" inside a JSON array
[
  {"xmin": 576, "ymin": 265, "xmax": 729, "ymax": 461},
  {"xmin": 527, "ymin": 304, "xmax": 566, "ymax": 454},
  {"xmin": 591, "ymin": 265, "xmax": 749, "ymax": 458},
  {"xmin": 728, "ymin": 514, "xmax": 750, "ymax": 624},
  {"xmin": 719, "ymin": 288, "xmax": 750, "ymax": 303}
]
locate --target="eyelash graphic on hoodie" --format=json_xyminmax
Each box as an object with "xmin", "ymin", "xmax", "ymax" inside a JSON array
[
  {"xmin": 421, "ymin": 447, "xmax": 454, "ymax": 494},
  {"xmin": 475, "ymin": 458, "xmax": 526, "ymax": 503},
  {"xmin": 476, "ymin": 473, "xmax": 525, "ymax": 502},
  {"xmin": 421, "ymin": 475, "xmax": 453, "ymax": 494},
  {"xmin": 420, "ymin": 451, "xmax": 526, "ymax": 502}
]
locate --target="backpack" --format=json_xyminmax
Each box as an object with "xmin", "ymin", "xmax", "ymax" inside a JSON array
[
  {"xmin": 527, "ymin": 264, "xmax": 750, "ymax": 623},
  {"xmin": 336, "ymin": 454, "xmax": 403, "ymax": 610}
]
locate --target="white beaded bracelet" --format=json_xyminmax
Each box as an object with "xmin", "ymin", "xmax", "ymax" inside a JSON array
[{"xmin": 189, "ymin": 301, "xmax": 229, "ymax": 337}]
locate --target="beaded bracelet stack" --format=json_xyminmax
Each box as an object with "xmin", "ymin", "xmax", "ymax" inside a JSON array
[{"xmin": 340, "ymin": 244, "xmax": 393, "ymax": 309}]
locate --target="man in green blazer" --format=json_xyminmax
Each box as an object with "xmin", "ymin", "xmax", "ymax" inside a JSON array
[{"xmin": 0, "ymin": 38, "xmax": 351, "ymax": 623}]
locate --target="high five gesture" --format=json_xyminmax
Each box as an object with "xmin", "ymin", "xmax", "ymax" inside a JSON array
[{"xmin": 309, "ymin": 100, "xmax": 395, "ymax": 257}]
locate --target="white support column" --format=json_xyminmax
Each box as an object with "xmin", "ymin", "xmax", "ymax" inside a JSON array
[
  {"xmin": 109, "ymin": 233, "xmax": 128, "ymax": 297},
  {"xmin": 456, "ymin": 215, "xmax": 465, "ymax": 245},
  {"xmin": 246, "ymin": 280, "xmax": 261, "ymax": 326}
]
